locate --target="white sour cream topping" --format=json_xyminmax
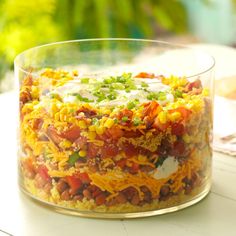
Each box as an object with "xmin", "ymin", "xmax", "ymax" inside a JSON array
[
  {"xmin": 153, "ymin": 156, "xmax": 179, "ymax": 180},
  {"xmin": 51, "ymin": 75, "xmax": 173, "ymax": 106}
]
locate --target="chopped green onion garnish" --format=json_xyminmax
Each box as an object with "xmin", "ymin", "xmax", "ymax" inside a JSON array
[
  {"xmin": 127, "ymin": 99, "xmax": 140, "ymax": 110},
  {"xmin": 127, "ymin": 101, "xmax": 136, "ymax": 110},
  {"xmin": 76, "ymin": 94, "xmax": 94, "ymax": 102},
  {"xmin": 97, "ymin": 97, "xmax": 106, "ymax": 102},
  {"xmin": 147, "ymin": 91, "xmax": 167, "ymax": 101},
  {"xmin": 93, "ymin": 91, "xmax": 106, "ymax": 102},
  {"xmin": 117, "ymin": 73, "xmax": 131, "ymax": 83},
  {"xmin": 141, "ymin": 82, "xmax": 149, "ymax": 88},
  {"xmin": 147, "ymin": 93, "xmax": 156, "ymax": 100},
  {"xmin": 111, "ymin": 83, "xmax": 125, "ymax": 90},
  {"xmin": 133, "ymin": 117, "xmax": 141, "ymax": 126},
  {"xmin": 92, "ymin": 118, "xmax": 99, "ymax": 125},
  {"xmin": 174, "ymin": 89, "xmax": 183, "ymax": 98},
  {"xmin": 104, "ymin": 77, "xmax": 114, "ymax": 84},
  {"xmin": 122, "ymin": 116, "xmax": 129, "ymax": 122},
  {"xmin": 158, "ymin": 95, "xmax": 166, "ymax": 101},
  {"xmin": 68, "ymin": 152, "xmax": 80, "ymax": 165},
  {"xmin": 127, "ymin": 83, "xmax": 137, "ymax": 90},
  {"xmin": 107, "ymin": 93, "xmax": 117, "ymax": 100}
]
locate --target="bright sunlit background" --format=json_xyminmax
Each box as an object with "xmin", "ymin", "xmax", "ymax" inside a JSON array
[{"xmin": 0, "ymin": 0, "xmax": 236, "ymax": 92}]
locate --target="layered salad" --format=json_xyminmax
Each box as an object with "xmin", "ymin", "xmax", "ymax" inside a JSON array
[{"xmin": 19, "ymin": 69, "xmax": 212, "ymax": 213}]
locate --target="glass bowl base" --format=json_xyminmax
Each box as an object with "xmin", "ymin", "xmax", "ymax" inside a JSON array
[{"xmin": 20, "ymin": 182, "xmax": 211, "ymax": 219}]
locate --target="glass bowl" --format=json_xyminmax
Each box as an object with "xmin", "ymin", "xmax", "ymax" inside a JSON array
[{"xmin": 15, "ymin": 39, "xmax": 215, "ymax": 218}]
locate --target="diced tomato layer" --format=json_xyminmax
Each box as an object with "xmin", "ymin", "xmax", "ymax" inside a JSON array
[
  {"xmin": 97, "ymin": 132, "xmax": 110, "ymax": 141},
  {"xmin": 101, "ymin": 144, "xmax": 119, "ymax": 158},
  {"xmin": 23, "ymin": 158, "xmax": 35, "ymax": 174},
  {"xmin": 32, "ymin": 118, "xmax": 43, "ymax": 130},
  {"xmin": 185, "ymin": 79, "xmax": 202, "ymax": 91},
  {"xmin": 46, "ymin": 126, "xmax": 62, "ymax": 144},
  {"xmin": 37, "ymin": 165, "xmax": 50, "ymax": 181},
  {"xmin": 66, "ymin": 176, "xmax": 82, "ymax": 192},
  {"xmin": 92, "ymin": 187, "xmax": 102, "ymax": 198},
  {"xmin": 153, "ymin": 118, "xmax": 170, "ymax": 131},
  {"xmin": 116, "ymin": 159, "xmax": 127, "ymax": 168},
  {"xmin": 170, "ymin": 141, "xmax": 185, "ymax": 156},
  {"xmin": 171, "ymin": 123, "xmax": 185, "ymax": 136},
  {"xmin": 78, "ymin": 172, "xmax": 91, "ymax": 184},
  {"xmin": 76, "ymin": 107, "xmax": 97, "ymax": 117},
  {"xmin": 123, "ymin": 143, "xmax": 139, "ymax": 158},
  {"xmin": 87, "ymin": 143, "xmax": 99, "ymax": 158},
  {"xmin": 74, "ymin": 136, "xmax": 87, "ymax": 149},
  {"xmin": 60, "ymin": 126, "xmax": 81, "ymax": 142},
  {"xmin": 123, "ymin": 130, "xmax": 142, "ymax": 138},
  {"xmin": 106, "ymin": 126, "xmax": 124, "ymax": 140},
  {"xmin": 130, "ymin": 162, "xmax": 139, "ymax": 174},
  {"xmin": 142, "ymin": 101, "xmax": 160, "ymax": 119},
  {"xmin": 170, "ymin": 107, "xmax": 192, "ymax": 120},
  {"xmin": 117, "ymin": 109, "xmax": 133, "ymax": 125}
]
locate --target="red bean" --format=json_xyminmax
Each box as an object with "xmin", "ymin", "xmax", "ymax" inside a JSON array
[
  {"xmin": 141, "ymin": 186, "xmax": 152, "ymax": 203},
  {"xmin": 182, "ymin": 177, "xmax": 192, "ymax": 185},
  {"xmin": 95, "ymin": 193, "xmax": 106, "ymax": 206},
  {"xmin": 160, "ymin": 185, "xmax": 170, "ymax": 197},
  {"xmin": 116, "ymin": 193, "xmax": 127, "ymax": 204},
  {"xmin": 131, "ymin": 194, "xmax": 140, "ymax": 205},
  {"xmin": 106, "ymin": 198, "xmax": 117, "ymax": 206},
  {"xmin": 61, "ymin": 189, "xmax": 70, "ymax": 200},
  {"xmin": 122, "ymin": 187, "xmax": 137, "ymax": 201},
  {"xmin": 83, "ymin": 189, "xmax": 92, "ymax": 200},
  {"xmin": 92, "ymin": 188, "xmax": 102, "ymax": 198},
  {"xmin": 56, "ymin": 180, "xmax": 68, "ymax": 194},
  {"xmin": 69, "ymin": 187, "xmax": 79, "ymax": 196},
  {"xmin": 73, "ymin": 194, "xmax": 83, "ymax": 201}
]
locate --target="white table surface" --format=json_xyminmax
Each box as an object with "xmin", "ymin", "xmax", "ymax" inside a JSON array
[{"xmin": 1, "ymin": 44, "xmax": 236, "ymax": 236}]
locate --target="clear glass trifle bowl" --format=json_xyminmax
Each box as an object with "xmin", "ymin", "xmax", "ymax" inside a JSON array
[{"xmin": 15, "ymin": 39, "xmax": 215, "ymax": 218}]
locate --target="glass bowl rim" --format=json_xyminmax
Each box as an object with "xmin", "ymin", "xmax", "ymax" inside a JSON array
[{"xmin": 14, "ymin": 38, "xmax": 215, "ymax": 79}]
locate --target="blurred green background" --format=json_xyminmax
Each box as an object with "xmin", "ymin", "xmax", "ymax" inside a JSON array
[{"xmin": 0, "ymin": 0, "xmax": 235, "ymax": 92}]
